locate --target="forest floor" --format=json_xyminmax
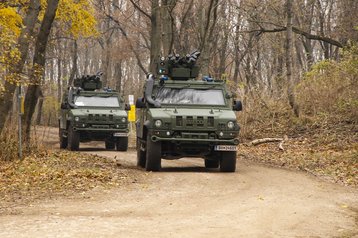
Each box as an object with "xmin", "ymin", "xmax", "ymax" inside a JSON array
[{"xmin": 0, "ymin": 126, "xmax": 357, "ymax": 237}]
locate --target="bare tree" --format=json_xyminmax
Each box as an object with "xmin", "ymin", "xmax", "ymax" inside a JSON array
[{"xmin": 286, "ymin": 0, "xmax": 299, "ymax": 116}]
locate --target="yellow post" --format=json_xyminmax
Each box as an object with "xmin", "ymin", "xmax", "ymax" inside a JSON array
[{"xmin": 128, "ymin": 105, "xmax": 136, "ymax": 122}]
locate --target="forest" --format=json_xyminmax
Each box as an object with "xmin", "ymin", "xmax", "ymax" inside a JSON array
[{"xmin": 0, "ymin": 0, "xmax": 357, "ymax": 185}]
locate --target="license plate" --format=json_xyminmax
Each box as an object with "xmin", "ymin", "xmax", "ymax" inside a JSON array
[
  {"xmin": 113, "ymin": 132, "xmax": 128, "ymax": 137},
  {"xmin": 214, "ymin": 145, "xmax": 237, "ymax": 151}
]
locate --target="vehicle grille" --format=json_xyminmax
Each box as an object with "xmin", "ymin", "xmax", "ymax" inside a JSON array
[
  {"xmin": 92, "ymin": 124, "xmax": 110, "ymax": 129},
  {"xmin": 175, "ymin": 116, "xmax": 214, "ymax": 127},
  {"xmin": 88, "ymin": 114, "xmax": 114, "ymax": 122}
]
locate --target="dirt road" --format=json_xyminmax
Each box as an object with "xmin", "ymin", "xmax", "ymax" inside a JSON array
[{"xmin": 0, "ymin": 141, "xmax": 357, "ymax": 237}]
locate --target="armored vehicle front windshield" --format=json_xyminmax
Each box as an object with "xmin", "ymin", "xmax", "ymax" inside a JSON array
[
  {"xmin": 74, "ymin": 95, "xmax": 120, "ymax": 107},
  {"xmin": 155, "ymin": 88, "xmax": 225, "ymax": 105}
]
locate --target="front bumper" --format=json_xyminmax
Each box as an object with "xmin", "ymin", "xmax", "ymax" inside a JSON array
[{"xmin": 150, "ymin": 135, "xmax": 239, "ymax": 145}]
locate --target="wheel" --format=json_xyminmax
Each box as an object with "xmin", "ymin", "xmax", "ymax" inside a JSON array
[
  {"xmin": 145, "ymin": 134, "xmax": 161, "ymax": 171},
  {"xmin": 67, "ymin": 126, "xmax": 80, "ymax": 151},
  {"xmin": 204, "ymin": 158, "xmax": 219, "ymax": 168},
  {"xmin": 59, "ymin": 129, "xmax": 68, "ymax": 149},
  {"xmin": 116, "ymin": 137, "xmax": 128, "ymax": 151},
  {"xmin": 220, "ymin": 151, "xmax": 237, "ymax": 172},
  {"xmin": 105, "ymin": 140, "xmax": 115, "ymax": 150},
  {"xmin": 136, "ymin": 138, "xmax": 146, "ymax": 168}
]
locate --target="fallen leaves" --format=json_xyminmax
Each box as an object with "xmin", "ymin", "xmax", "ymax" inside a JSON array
[
  {"xmin": 238, "ymin": 136, "xmax": 358, "ymax": 187},
  {"xmin": 0, "ymin": 149, "xmax": 141, "ymax": 210}
]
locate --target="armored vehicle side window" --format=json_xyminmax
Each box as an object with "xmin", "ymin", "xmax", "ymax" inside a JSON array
[
  {"xmin": 74, "ymin": 96, "xmax": 120, "ymax": 107},
  {"xmin": 155, "ymin": 88, "xmax": 225, "ymax": 105}
]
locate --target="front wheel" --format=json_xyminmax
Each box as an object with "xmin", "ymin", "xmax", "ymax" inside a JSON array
[
  {"xmin": 136, "ymin": 138, "xmax": 146, "ymax": 168},
  {"xmin": 145, "ymin": 135, "xmax": 161, "ymax": 171},
  {"xmin": 59, "ymin": 129, "xmax": 68, "ymax": 149},
  {"xmin": 204, "ymin": 158, "xmax": 219, "ymax": 168},
  {"xmin": 67, "ymin": 126, "xmax": 80, "ymax": 151},
  {"xmin": 220, "ymin": 151, "xmax": 237, "ymax": 172},
  {"xmin": 116, "ymin": 137, "xmax": 128, "ymax": 151},
  {"xmin": 105, "ymin": 140, "xmax": 115, "ymax": 150}
]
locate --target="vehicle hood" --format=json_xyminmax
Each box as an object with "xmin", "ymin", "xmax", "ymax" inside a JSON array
[
  {"xmin": 70, "ymin": 108, "xmax": 127, "ymax": 117},
  {"xmin": 148, "ymin": 107, "xmax": 236, "ymax": 120}
]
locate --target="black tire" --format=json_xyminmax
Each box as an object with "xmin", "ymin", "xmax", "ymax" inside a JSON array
[
  {"xmin": 136, "ymin": 138, "xmax": 146, "ymax": 168},
  {"xmin": 67, "ymin": 126, "xmax": 80, "ymax": 151},
  {"xmin": 204, "ymin": 158, "xmax": 219, "ymax": 168},
  {"xmin": 105, "ymin": 141, "xmax": 115, "ymax": 150},
  {"xmin": 145, "ymin": 135, "xmax": 161, "ymax": 171},
  {"xmin": 220, "ymin": 151, "xmax": 237, "ymax": 172},
  {"xmin": 59, "ymin": 129, "xmax": 68, "ymax": 149},
  {"xmin": 116, "ymin": 137, "xmax": 128, "ymax": 151}
]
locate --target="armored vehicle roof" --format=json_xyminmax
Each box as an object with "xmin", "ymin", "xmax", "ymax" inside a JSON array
[{"xmin": 73, "ymin": 72, "xmax": 103, "ymax": 91}]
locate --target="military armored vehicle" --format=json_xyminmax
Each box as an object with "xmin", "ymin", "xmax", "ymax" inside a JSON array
[
  {"xmin": 59, "ymin": 72, "xmax": 129, "ymax": 151},
  {"xmin": 136, "ymin": 51, "xmax": 242, "ymax": 172}
]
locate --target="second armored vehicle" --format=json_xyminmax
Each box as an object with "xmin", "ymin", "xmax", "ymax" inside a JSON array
[
  {"xmin": 136, "ymin": 51, "xmax": 242, "ymax": 172},
  {"xmin": 59, "ymin": 73, "xmax": 129, "ymax": 151}
]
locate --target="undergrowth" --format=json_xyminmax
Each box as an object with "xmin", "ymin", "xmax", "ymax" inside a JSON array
[{"xmin": 238, "ymin": 47, "xmax": 358, "ymax": 186}]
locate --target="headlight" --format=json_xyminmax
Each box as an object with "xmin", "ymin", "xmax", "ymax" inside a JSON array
[
  {"xmin": 227, "ymin": 121, "xmax": 234, "ymax": 129},
  {"xmin": 74, "ymin": 116, "xmax": 80, "ymax": 122},
  {"xmin": 121, "ymin": 117, "xmax": 126, "ymax": 123},
  {"xmin": 154, "ymin": 120, "xmax": 162, "ymax": 128}
]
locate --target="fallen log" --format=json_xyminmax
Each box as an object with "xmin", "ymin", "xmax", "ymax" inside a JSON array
[{"xmin": 249, "ymin": 138, "xmax": 283, "ymax": 146}]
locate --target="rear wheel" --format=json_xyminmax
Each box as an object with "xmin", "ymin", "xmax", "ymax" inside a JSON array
[
  {"xmin": 145, "ymin": 134, "xmax": 161, "ymax": 171},
  {"xmin": 136, "ymin": 138, "xmax": 146, "ymax": 168},
  {"xmin": 220, "ymin": 151, "xmax": 237, "ymax": 172},
  {"xmin": 59, "ymin": 129, "xmax": 68, "ymax": 149},
  {"xmin": 116, "ymin": 137, "xmax": 128, "ymax": 151},
  {"xmin": 105, "ymin": 141, "xmax": 115, "ymax": 150},
  {"xmin": 67, "ymin": 126, "xmax": 80, "ymax": 151}
]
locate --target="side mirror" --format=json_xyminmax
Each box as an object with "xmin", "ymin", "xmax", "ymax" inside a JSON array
[
  {"xmin": 233, "ymin": 100, "xmax": 242, "ymax": 111},
  {"xmin": 125, "ymin": 104, "xmax": 131, "ymax": 111},
  {"xmin": 136, "ymin": 97, "xmax": 145, "ymax": 108}
]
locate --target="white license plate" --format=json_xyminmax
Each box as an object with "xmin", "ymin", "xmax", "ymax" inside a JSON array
[
  {"xmin": 214, "ymin": 145, "xmax": 237, "ymax": 151},
  {"xmin": 113, "ymin": 132, "xmax": 128, "ymax": 137}
]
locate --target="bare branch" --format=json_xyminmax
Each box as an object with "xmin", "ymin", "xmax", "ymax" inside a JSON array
[
  {"xmin": 104, "ymin": 13, "xmax": 148, "ymax": 75},
  {"xmin": 242, "ymin": 26, "xmax": 343, "ymax": 48},
  {"xmin": 129, "ymin": 0, "xmax": 151, "ymax": 20}
]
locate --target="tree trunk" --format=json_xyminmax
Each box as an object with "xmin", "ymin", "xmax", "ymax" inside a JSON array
[
  {"xmin": 68, "ymin": 40, "xmax": 78, "ymax": 86},
  {"xmin": 161, "ymin": 0, "xmax": 176, "ymax": 56},
  {"xmin": 199, "ymin": 0, "xmax": 219, "ymax": 76},
  {"xmin": 149, "ymin": 0, "xmax": 161, "ymax": 73},
  {"xmin": 114, "ymin": 61, "xmax": 123, "ymax": 93},
  {"xmin": 24, "ymin": 0, "xmax": 59, "ymax": 144},
  {"xmin": 57, "ymin": 37, "xmax": 62, "ymax": 104},
  {"xmin": 286, "ymin": 0, "xmax": 299, "ymax": 117},
  {"xmin": 0, "ymin": 0, "xmax": 41, "ymax": 133}
]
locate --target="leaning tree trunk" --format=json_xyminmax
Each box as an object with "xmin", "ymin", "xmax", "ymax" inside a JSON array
[
  {"xmin": 285, "ymin": 0, "xmax": 299, "ymax": 117},
  {"xmin": 0, "ymin": 0, "xmax": 41, "ymax": 133},
  {"xmin": 23, "ymin": 0, "xmax": 59, "ymax": 144}
]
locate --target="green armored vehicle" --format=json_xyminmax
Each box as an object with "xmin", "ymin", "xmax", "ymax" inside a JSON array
[
  {"xmin": 136, "ymin": 51, "xmax": 242, "ymax": 172},
  {"xmin": 59, "ymin": 73, "xmax": 129, "ymax": 151}
]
